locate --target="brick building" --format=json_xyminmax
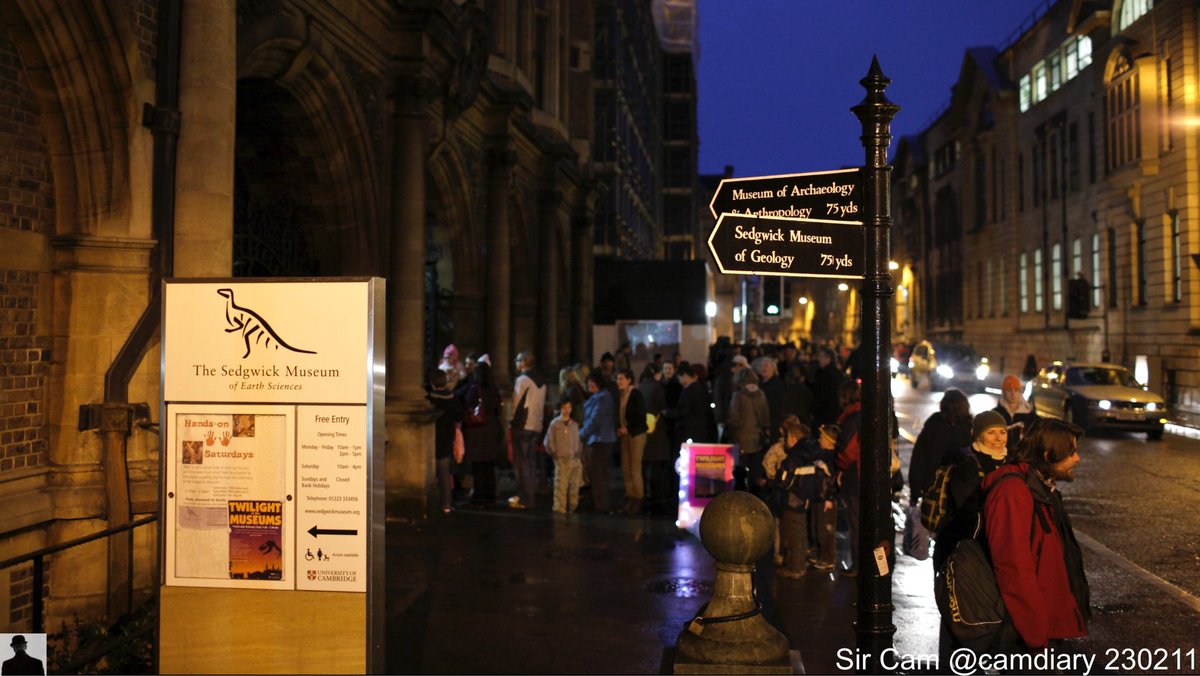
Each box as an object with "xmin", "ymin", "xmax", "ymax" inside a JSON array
[{"xmin": 0, "ymin": 0, "xmax": 700, "ymax": 643}]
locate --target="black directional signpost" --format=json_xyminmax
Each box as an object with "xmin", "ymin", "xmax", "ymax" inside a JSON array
[
  {"xmin": 708, "ymin": 167, "xmax": 862, "ymax": 223},
  {"xmin": 707, "ymin": 214, "xmax": 864, "ymax": 279},
  {"xmin": 702, "ymin": 58, "xmax": 901, "ymax": 674},
  {"xmin": 707, "ymin": 169, "xmax": 865, "ymax": 280}
]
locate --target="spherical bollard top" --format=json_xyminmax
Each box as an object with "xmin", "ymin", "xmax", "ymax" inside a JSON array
[{"xmin": 698, "ymin": 491, "xmax": 774, "ymax": 565}]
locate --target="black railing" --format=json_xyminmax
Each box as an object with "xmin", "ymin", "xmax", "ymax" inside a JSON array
[{"xmin": 0, "ymin": 514, "xmax": 158, "ymax": 633}]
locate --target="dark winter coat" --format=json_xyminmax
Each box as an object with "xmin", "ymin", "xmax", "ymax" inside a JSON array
[
  {"xmin": 992, "ymin": 401, "xmax": 1040, "ymax": 452},
  {"xmin": 427, "ymin": 387, "xmax": 463, "ymax": 459},
  {"xmin": 618, "ymin": 386, "xmax": 648, "ymax": 437},
  {"xmin": 808, "ymin": 362, "xmax": 844, "ymax": 427},
  {"xmin": 666, "ymin": 380, "xmax": 713, "ymax": 447},
  {"xmin": 908, "ymin": 411, "xmax": 973, "ymax": 500},
  {"xmin": 931, "ymin": 446, "xmax": 1005, "ymax": 572},
  {"xmin": 460, "ymin": 382, "xmax": 503, "ymax": 463},
  {"xmin": 775, "ymin": 437, "xmax": 836, "ymax": 506},
  {"xmin": 727, "ymin": 384, "xmax": 770, "ymax": 454},
  {"xmin": 639, "ymin": 376, "xmax": 670, "ymax": 462},
  {"xmin": 759, "ymin": 374, "xmax": 786, "ymax": 442}
]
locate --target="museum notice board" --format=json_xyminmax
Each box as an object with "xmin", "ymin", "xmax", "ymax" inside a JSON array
[{"xmin": 158, "ymin": 278, "xmax": 385, "ymax": 675}]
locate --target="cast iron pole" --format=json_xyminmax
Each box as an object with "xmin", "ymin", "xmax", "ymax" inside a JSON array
[{"xmin": 850, "ymin": 56, "xmax": 900, "ymax": 674}]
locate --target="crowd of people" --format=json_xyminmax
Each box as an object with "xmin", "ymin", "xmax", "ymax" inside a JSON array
[
  {"xmin": 424, "ymin": 338, "xmax": 873, "ymax": 519},
  {"xmin": 427, "ymin": 337, "xmax": 1093, "ymax": 664}
]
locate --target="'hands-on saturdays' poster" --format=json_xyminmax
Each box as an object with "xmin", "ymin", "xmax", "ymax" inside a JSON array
[{"xmin": 168, "ymin": 406, "xmax": 293, "ymax": 589}]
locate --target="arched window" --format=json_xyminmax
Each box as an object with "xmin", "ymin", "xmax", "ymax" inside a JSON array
[{"xmin": 1106, "ymin": 53, "xmax": 1140, "ymax": 170}]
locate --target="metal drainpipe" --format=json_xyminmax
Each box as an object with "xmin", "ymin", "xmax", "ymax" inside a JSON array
[{"xmin": 93, "ymin": 0, "xmax": 181, "ymax": 620}]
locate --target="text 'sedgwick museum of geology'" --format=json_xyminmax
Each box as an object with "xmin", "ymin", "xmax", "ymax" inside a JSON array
[
  {"xmin": 707, "ymin": 168, "xmax": 865, "ymax": 279},
  {"xmin": 162, "ymin": 280, "xmax": 380, "ymax": 594}
]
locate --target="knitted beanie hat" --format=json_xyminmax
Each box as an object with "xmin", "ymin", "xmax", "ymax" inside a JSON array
[
  {"xmin": 1001, "ymin": 374, "xmax": 1022, "ymax": 391},
  {"xmin": 971, "ymin": 410, "xmax": 1007, "ymax": 440}
]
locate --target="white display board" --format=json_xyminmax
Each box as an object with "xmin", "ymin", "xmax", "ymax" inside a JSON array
[
  {"xmin": 159, "ymin": 279, "xmax": 385, "ymax": 676},
  {"xmin": 163, "ymin": 279, "xmax": 379, "ymax": 595}
]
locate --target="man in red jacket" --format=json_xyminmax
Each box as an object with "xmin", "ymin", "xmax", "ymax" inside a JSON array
[{"xmin": 983, "ymin": 418, "xmax": 1090, "ymax": 652}]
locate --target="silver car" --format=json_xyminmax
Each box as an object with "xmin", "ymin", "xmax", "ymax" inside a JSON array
[{"xmin": 1030, "ymin": 361, "xmax": 1166, "ymax": 440}]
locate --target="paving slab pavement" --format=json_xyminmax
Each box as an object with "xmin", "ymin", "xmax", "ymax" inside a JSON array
[{"xmin": 385, "ymin": 496, "xmax": 938, "ymax": 675}]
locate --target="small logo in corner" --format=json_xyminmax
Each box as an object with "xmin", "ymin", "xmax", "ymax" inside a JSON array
[{"xmin": 217, "ymin": 288, "xmax": 317, "ymax": 359}]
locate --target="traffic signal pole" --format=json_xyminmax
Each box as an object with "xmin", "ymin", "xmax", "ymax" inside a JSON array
[{"xmin": 850, "ymin": 57, "xmax": 900, "ymax": 674}]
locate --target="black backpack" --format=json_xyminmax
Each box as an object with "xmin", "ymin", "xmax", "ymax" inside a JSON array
[
  {"xmin": 934, "ymin": 471, "xmax": 1051, "ymax": 652},
  {"xmin": 920, "ymin": 452, "xmax": 983, "ymax": 536}
]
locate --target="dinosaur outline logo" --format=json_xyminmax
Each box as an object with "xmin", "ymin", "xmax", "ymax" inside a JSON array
[{"xmin": 217, "ymin": 288, "xmax": 317, "ymax": 359}]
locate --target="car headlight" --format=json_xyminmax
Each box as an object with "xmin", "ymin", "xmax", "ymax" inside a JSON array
[
  {"xmin": 1146, "ymin": 402, "xmax": 1158, "ymax": 412},
  {"xmin": 975, "ymin": 363, "xmax": 989, "ymax": 380},
  {"xmin": 890, "ymin": 358, "xmax": 899, "ymax": 373},
  {"xmin": 936, "ymin": 364, "xmax": 954, "ymax": 379},
  {"xmin": 1098, "ymin": 400, "xmax": 1112, "ymax": 410}
]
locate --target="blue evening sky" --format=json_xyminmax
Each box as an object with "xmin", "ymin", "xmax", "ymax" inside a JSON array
[{"xmin": 697, "ymin": 0, "xmax": 1051, "ymax": 177}]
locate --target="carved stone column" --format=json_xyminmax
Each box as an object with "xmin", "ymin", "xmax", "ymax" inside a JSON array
[
  {"xmin": 538, "ymin": 189, "xmax": 562, "ymax": 371},
  {"xmin": 486, "ymin": 146, "xmax": 515, "ymax": 385},
  {"xmin": 384, "ymin": 77, "xmax": 437, "ymax": 519},
  {"xmin": 174, "ymin": 0, "xmax": 235, "ymax": 275}
]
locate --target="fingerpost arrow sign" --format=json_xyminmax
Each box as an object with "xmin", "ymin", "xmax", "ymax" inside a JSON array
[
  {"xmin": 708, "ymin": 168, "xmax": 863, "ymax": 222},
  {"xmin": 707, "ymin": 214, "xmax": 865, "ymax": 279},
  {"xmin": 308, "ymin": 525, "xmax": 359, "ymax": 538}
]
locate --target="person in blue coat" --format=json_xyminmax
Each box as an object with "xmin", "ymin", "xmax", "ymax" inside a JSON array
[{"xmin": 580, "ymin": 371, "xmax": 617, "ymax": 513}]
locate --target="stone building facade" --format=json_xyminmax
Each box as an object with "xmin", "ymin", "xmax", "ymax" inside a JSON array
[
  {"xmin": 892, "ymin": 0, "xmax": 1200, "ymax": 412},
  {"xmin": 0, "ymin": 0, "xmax": 642, "ymax": 634}
]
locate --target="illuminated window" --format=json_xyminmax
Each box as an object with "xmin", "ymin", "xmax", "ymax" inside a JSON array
[
  {"xmin": 1091, "ymin": 233, "xmax": 1102, "ymax": 308},
  {"xmin": 1034, "ymin": 249, "xmax": 1044, "ymax": 312},
  {"xmin": 1020, "ymin": 36, "xmax": 1092, "ymax": 112},
  {"xmin": 1118, "ymin": 0, "xmax": 1154, "ymax": 30},
  {"xmin": 1020, "ymin": 253, "xmax": 1029, "ymax": 313},
  {"xmin": 1052, "ymin": 243, "xmax": 1063, "ymax": 310},
  {"xmin": 1106, "ymin": 54, "xmax": 1140, "ymax": 170}
]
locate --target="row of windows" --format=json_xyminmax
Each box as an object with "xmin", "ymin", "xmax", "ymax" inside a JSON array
[
  {"xmin": 988, "ymin": 221, "xmax": 1183, "ymax": 319},
  {"xmin": 1019, "ymin": 35, "xmax": 1092, "ymax": 112}
]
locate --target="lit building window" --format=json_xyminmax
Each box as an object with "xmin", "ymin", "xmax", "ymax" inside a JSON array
[
  {"xmin": 1020, "ymin": 253, "xmax": 1029, "ymax": 313},
  {"xmin": 1034, "ymin": 249, "xmax": 1044, "ymax": 313},
  {"xmin": 1118, "ymin": 0, "xmax": 1154, "ymax": 30},
  {"xmin": 1106, "ymin": 53, "xmax": 1140, "ymax": 170},
  {"xmin": 1020, "ymin": 36, "xmax": 1092, "ymax": 112},
  {"xmin": 1052, "ymin": 243, "xmax": 1063, "ymax": 310}
]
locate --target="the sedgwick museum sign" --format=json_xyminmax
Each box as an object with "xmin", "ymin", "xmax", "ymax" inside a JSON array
[{"xmin": 162, "ymin": 279, "xmax": 383, "ymax": 593}]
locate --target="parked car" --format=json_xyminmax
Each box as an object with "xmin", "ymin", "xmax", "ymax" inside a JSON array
[{"xmin": 1029, "ymin": 361, "xmax": 1166, "ymax": 440}]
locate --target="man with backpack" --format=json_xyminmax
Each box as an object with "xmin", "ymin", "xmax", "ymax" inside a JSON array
[{"xmin": 983, "ymin": 418, "xmax": 1090, "ymax": 653}]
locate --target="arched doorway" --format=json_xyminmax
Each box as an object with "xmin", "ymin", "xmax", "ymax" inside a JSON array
[{"xmin": 233, "ymin": 78, "xmax": 332, "ymax": 277}]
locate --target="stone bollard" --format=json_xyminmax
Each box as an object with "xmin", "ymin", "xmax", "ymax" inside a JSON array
[{"xmin": 672, "ymin": 491, "xmax": 797, "ymax": 674}]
